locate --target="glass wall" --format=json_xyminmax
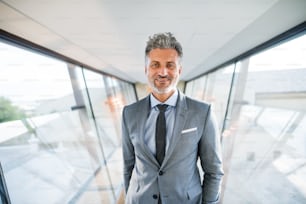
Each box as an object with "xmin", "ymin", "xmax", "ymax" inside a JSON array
[
  {"xmin": 185, "ymin": 33, "xmax": 306, "ymax": 203},
  {"xmin": 185, "ymin": 65, "xmax": 234, "ymax": 132},
  {"xmin": 0, "ymin": 40, "xmax": 136, "ymax": 204}
]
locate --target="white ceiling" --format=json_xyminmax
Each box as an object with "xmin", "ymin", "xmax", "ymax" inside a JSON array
[{"xmin": 0, "ymin": 0, "xmax": 305, "ymax": 83}]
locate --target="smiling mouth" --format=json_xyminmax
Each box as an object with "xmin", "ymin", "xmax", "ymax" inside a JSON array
[
  {"xmin": 157, "ymin": 77, "xmax": 168, "ymax": 81},
  {"xmin": 157, "ymin": 75, "xmax": 170, "ymax": 81},
  {"xmin": 156, "ymin": 78, "xmax": 169, "ymax": 85}
]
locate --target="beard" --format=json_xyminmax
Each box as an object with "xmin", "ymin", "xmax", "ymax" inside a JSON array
[{"xmin": 148, "ymin": 75, "xmax": 179, "ymax": 94}]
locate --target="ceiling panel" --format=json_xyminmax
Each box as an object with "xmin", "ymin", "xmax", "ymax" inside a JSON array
[{"xmin": 1, "ymin": 0, "xmax": 305, "ymax": 83}]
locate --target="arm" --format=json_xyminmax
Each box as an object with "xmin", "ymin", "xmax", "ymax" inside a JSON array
[
  {"xmin": 121, "ymin": 107, "xmax": 135, "ymax": 193},
  {"xmin": 199, "ymin": 106, "xmax": 224, "ymax": 204}
]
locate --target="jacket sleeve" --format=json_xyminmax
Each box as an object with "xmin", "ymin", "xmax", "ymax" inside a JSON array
[
  {"xmin": 121, "ymin": 107, "xmax": 135, "ymax": 194},
  {"xmin": 199, "ymin": 105, "xmax": 224, "ymax": 204}
]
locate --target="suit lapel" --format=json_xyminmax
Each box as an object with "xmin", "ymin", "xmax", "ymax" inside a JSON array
[
  {"xmin": 136, "ymin": 96, "xmax": 159, "ymax": 165},
  {"xmin": 162, "ymin": 91, "xmax": 188, "ymax": 166}
]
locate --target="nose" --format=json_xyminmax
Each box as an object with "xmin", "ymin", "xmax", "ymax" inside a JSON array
[{"xmin": 159, "ymin": 67, "xmax": 168, "ymax": 76}]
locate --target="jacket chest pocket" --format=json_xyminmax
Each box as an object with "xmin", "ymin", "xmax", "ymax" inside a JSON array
[
  {"xmin": 181, "ymin": 127, "xmax": 198, "ymax": 143},
  {"xmin": 177, "ymin": 127, "xmax": 200, "ymax": 154}
]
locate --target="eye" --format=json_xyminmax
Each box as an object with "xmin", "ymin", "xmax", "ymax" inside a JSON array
[
  {"xmin": 150, "ymin": 62, "xmax": 159, "ymax": 68},
  {"xmin": 166, "ymin": 62, "xmax": 176, "ymax": 69}
]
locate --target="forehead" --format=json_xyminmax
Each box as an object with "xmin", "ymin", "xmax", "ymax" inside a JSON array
[{"xmin": 148, "ymin": 48, "xmax": 179, "ymax": 61}]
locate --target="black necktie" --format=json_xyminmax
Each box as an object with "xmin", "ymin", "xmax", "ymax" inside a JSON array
[{"xmin": 156, "ymin": 104, "xmax": 168, "ymax": 165}]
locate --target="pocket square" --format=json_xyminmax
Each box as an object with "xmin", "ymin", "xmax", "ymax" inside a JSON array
[{"xmin": 181, "ymin": 127, "xmax": 197, "ymax": 134}]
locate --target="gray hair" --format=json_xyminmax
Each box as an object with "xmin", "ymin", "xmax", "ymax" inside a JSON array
[{"xmin": 145, "ymin": 32, "xmax": 183, "ymax": 59}]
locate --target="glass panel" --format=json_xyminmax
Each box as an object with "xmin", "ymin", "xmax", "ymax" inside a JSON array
[
  {"xmin": 0, "ymin": 162, "xmax": 10, "ymax": 204},
  {"xmin": 0, "ymin": 41, "xmax": 101, "ymax": 204},
  {"xmin": 67, "ymin": 66, "xmax": 111, "ymax": 204},
  {"xmin": 120, "ymin": 81, "xmax": 137, "ymax": 105},
  {"xmin": 184, "ymin": 80, "xmax": 194, "ymax": 96},
  {"xmin": 221, "ymin": 34, "xmax": 306, "ymax": 204},
  {"xmin": 186, "ymin": 65, "xmax": 234, "ymax": 132},
  {"xmin": 186, "ymin": 76, "xmax": 207, "ymax": 100},
  {"xmin": 82, "ymin": 71, "xmax": 135, "ymax": 202},
  {"xmin": 203, "ymin": 65, "xmax": 234, "ymax": 130},
  {"xmin": 193, "ymin": 76, "xmax": 207, "ymax": 100}
]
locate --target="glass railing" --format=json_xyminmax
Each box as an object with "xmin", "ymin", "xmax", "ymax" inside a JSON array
[
  {"xmin": 186, "ymin": 34, "xmax": 306, "ymax": 204},
  {"xmin": 0, "ymin": 40, "xmax": 137, "ymax": 204}
]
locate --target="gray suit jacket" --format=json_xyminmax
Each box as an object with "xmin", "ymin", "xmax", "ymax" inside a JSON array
[{"xmin": 122, "ymin": 91, "xmax": 224, "ymax": 204}]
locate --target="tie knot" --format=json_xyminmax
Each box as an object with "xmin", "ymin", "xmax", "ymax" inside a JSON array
[{"xmin": 157, "ymin": 104, "xmax": 168, "ymax": 112}]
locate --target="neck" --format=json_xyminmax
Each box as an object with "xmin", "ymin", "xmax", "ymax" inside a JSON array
[{"xmin": 152, "ymin": 89, "xmax": 175, "ymax": 103}]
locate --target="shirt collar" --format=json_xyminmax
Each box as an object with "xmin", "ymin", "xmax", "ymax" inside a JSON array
[{"xmin": 150, "ymin": 89, "xmax": 178, "ymax": 108}]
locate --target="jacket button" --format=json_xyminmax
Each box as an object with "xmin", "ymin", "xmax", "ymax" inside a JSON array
[
  {"xmin": 159, "ymin": 171, "xmax": 163, "ymax": 175},
  {"xmin": 153, "ymin": 194, "xmax": 158, "ymax": 199}
]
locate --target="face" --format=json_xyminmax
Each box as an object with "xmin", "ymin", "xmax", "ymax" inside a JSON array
[{"xmin": 145, "ymin": 48, "xmax": 182, "ymax": 98}]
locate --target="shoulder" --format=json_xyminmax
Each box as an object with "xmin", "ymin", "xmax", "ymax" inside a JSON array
[
  {"xmin": 123, "ymin": 95, "xmax": 149, "ymax": 113},
  {"xmin": 183, "ymin": 94, "xmax": 211, "ymax": 110},
  {"xmin": 185, "ymin": 95, "xmax": 209, "ymax": 106},
  {"xmin": 182, "ymin": 95, "xmax": 215, "ymax": 123}
]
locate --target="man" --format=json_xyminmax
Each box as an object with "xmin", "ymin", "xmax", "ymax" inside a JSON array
[{"xmin": 122, "ymin": 32, "xmax": 223, "ymax": 204}]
